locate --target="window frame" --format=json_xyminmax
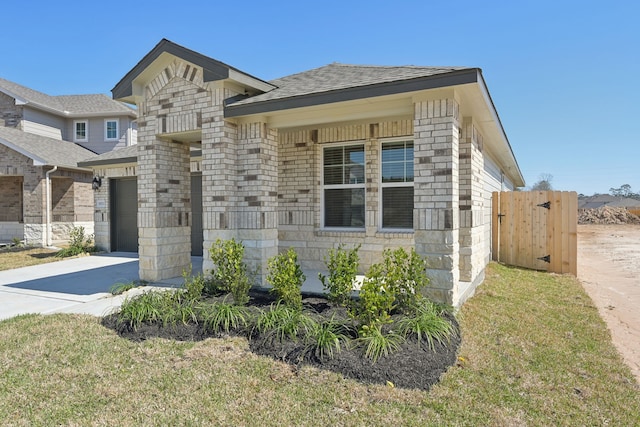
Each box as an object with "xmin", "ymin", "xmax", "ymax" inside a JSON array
[
  {"xmin": 73, "ymin": 120, "xmax": 88, "ymax": 142},
  {"xmin": 379, "ymin": 138, "xmax": 415, "ymax": 231},
  {"xmin": 104, "ymin": 118, "xmax": 119, "ymax": 141},
  {"xmin": 321, "ymin": 141, "xmax": 366, "ymax": 231}
]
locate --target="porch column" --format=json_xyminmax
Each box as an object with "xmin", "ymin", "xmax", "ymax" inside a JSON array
[
  {"xmin": 459, "ymin": 118, "xmax": 486, "ymax": 294},
  {"xmin": 236, "ymin": 122, "xmax": 279, "ymax": 285},
  {"xmin": 413, "ymin": 98, "xmax": 461, "ymax": 306},
  {"xmin": 137, "ymin": 118, "xmax": 191, "ymax": 281}
]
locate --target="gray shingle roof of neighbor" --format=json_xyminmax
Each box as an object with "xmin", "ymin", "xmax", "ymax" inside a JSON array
[
  {"xmin": 78, "ymin": 144, "xmax": 139, "ymax": 166},
  {"xmin": 0, "ymin": 77, "xmax": 136, "ymax": 116},
  {"xmin": 0, "ymin": 127, "xmax": 96, "ymax": 170},
  {"xmin": 229, "ymin": 63, "xmax": 471, "ymax": 106}
]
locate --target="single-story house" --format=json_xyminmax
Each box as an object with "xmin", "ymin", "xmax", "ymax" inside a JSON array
[{"xmin": 79, "ymin": 39, "xmax": 524, "ymax": 307}]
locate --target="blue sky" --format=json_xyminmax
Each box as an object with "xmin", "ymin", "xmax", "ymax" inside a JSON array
[{"xmin": 2, "ymin": 0, "xmax": 638, "ymax": 195}]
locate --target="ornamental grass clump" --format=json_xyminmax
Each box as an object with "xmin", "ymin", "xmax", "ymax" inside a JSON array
[
  {"xmin": 397, "ymin": 299, "xmax": 456, "ymax": 351},
  {"xmin": 199, "ymin": 300, "xmax": 250, "ymax": 334},
  {"xmin": 256, "ymin": 302, "xmax": 316, "ymax": 342},
  {"xmin": 306, "ymin": 316, "xmax": 352, "ymax": 360}
]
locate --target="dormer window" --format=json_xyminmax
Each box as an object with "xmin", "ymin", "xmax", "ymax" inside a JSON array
[
  {"xmin": 105, "ymin": 119, "xmax": 119, "ymax": 141},
  {"xmin": 74, "ymin": 120, "xmax": 88, "ymax": 142}
]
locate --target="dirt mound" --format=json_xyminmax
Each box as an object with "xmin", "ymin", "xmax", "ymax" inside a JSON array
[{"xmin": 578, "ymin": 206, "xmax": 640, "ymax": 225}]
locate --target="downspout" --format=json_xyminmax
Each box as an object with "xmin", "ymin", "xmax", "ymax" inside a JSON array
[{"xmin": 45, "ymin": 166, "xmax": 58, "ymax": 246}]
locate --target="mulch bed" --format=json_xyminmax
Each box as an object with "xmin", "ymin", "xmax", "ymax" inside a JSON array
[{"xmin": 101, "ymin": 289, "xmax": 460, "ymax": 391}]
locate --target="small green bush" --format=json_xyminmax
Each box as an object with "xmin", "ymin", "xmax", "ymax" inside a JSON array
[
  {"xmin": 318, "ymin": 244, "xmax": 360, "ymax": 308},
  {"xmin": 266, "ymin": 248, "xmax": 305, "ymax": 310},
  {"xmin": 377, "ymin": 248, "xmax": 430, "ymax": 313},
  {"xmin": 209, "ymin": 239, "xmax": 251, "ymax": 305},
  {"xmin": 354, "ymin": 268, "xmax": 396, "ymax": 327},
  {"xmin": 182, "ymin": 266, "xmax": 206, "ymax": 301},
  {"xmin": 109, "ymin": 280, "xmax": 146, "ymax": 296},
  {"xmin": 56, "ymin": 226, "xmax": 96, "ymax": 258}
]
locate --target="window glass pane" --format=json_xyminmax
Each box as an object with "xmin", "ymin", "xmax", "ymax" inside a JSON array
[
  {"xmin": 324, "ymin": 147, "xmax": 343, "ymax": 166},
  {"xmin": 346, "ymin": 164, "xmax": 364, "ymax": 184},
  {"xmin": 324, "ymin": 165, "xmax": 343, "ymax": 185},
  {"xmin": 382, "ymin": 187, "xmax": 413, "ymax": 228},
  {"xmin": 382, "ymin": 163, "xmax": 405, "ymax": 183},
  {"xmin": 75, "ymin": 122, "xmax": 86, "ymax": 139},
  {"xmin": 382, "ymin": 142, "xmax": 406, "ymax": 162},
  {"xmin": 323, "ymin": 144, "xmax": 364, "ymax": 185},
  {"xmin": 382, "ymin": 141, "xmax": 413, "ymax": 183},
  {"xmin": 324, "ymin": 188, "xmax": 365, "ymax": 227},
  {"xmin": 107, "ymin": 121, "xmax": 117, "ymax": 139}
]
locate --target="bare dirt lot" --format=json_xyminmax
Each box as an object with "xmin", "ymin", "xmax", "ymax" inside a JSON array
[{"xmin": 578, "ymin": 224, "xmax": 640, "ymax": 383}]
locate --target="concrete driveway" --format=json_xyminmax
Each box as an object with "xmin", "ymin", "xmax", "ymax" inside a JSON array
[{"xmin": 0, "ymin": 253, "xmax": 202, "ymax": 321}]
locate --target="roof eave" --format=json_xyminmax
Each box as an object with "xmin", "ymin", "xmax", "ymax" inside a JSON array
[
  {"xmin": 476, "ymin": 71, "xmax": 525, "ymax": 187},
  {"xmin": 224, "ymin": 68, "xmax": 480, "ymax": 118}
]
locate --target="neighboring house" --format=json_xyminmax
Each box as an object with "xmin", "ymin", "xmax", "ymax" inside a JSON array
[
  {"xmin": 0, "ymin": 127, "xmax": 95, "ymax": 245},
  {"xmin": 79, "ymin": 39, "xmax": 525, "ymax": 307},
  {"xmin": 0, "ymin": 77, "xmax": 138, "ymax": 245},
  {"xmin": 0, "ymin": 77, "xmax": 137, "ymax": 154}
]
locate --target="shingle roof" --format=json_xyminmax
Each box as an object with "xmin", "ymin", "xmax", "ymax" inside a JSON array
[
  {"xmin": 78, "ymin": 144, "xmax": 139, "ymax": 166},
  {"xmin": 0, "ymin": 127, "xmax": 96, "ymax": 169},
  {"xmin": 229, "ymin": 63, "xmax": 470, "ymax": 106},
  {"xmin": 0, "ymin": 77, "xmax": 136, "ymax": 117}
]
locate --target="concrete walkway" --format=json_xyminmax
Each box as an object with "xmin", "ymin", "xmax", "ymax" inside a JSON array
[{"xmin": 0, "ymin": 253, "xmax": 202, "ymax": 321}]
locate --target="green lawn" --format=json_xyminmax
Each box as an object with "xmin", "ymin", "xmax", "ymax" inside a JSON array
[{"xmin": 0, "ymin": 263, "xmax": 637, "ymax": 426}]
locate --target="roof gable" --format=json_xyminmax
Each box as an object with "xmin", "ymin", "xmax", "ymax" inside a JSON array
[{"xmin": 112, "ymin": 39, "xmax": 275, "ymax": 102}]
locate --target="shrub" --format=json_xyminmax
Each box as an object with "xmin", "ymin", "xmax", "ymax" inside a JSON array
[
  {"xmin": 199, "ymin": 301, "xmax": 250, "ymax": 334},
  {"xmin": 56, "ymin": 226, "xmax": 96, "ymax": 258},
  {"xmin": 377, "ymin": 248, "xmax": 430, "ymax": 313},
  {"xmin": 318, "ymin": 244, "xmax": 360, "ymax": 308},
  {"xmin": 182, "ymin": 266, "xmax": 206, "ymax": 302},
  {"xmin": 256, "ymin": 302, "xmax": 315, "ymax": 342},
  {"xmin": 353, "ymin": 267, "xmax": 396, "ymax": 327},
  {"xmin": 266, "ymin": 248, "xmax": 305, "ymax": 310},
  {"xmin": 117, "ymin": 291, "xmax": 165, "ymax": 330},
  {"xmin": 209, "ymin": 238, "xmax": 251, "ymax": 305}
]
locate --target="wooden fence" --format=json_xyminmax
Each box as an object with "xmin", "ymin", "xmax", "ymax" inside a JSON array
[{"xmin": 492, "ymin": 191, "xmax": 577, "ymax": 275}]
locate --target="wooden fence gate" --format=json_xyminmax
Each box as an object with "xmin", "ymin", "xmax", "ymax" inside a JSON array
[{"xmin": 492, "ymin": 191, "xmax": 577, "ymax": 275}]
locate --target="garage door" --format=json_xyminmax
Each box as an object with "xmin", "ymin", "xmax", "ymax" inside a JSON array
[{"xmin": 110, "ymin": 178, "xmax": 138, "ymax": 252}]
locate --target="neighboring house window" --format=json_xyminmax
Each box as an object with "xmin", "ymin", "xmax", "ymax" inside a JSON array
[
  {"xmin": 105, "ymin": 119, "xmax": 119, "ymax": 141},
  {"xmin": 381, "ymin": 140, "xmax": 414, "ymax": 229},
  {"xmin": 74, "ymin": 121, "xmax": 88, "ymax": 142},
  {"xmin": 323, "ymin": 144, "xmax": 365, "ymax": 228}
]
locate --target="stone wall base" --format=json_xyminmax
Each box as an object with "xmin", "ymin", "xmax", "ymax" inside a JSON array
[{"xmin": 139, "ymin": 226, "xmax": 191, "ymax": 281}]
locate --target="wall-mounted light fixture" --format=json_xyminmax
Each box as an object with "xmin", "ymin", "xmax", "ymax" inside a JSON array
[{"xmin": 92, "ymin": 176, "xmax": 102, "ymax": 190}]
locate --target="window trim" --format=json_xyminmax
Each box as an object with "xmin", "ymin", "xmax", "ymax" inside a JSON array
[
  {"xmin": 104, "ymin": 118, "xmax": 119, "ymax": 141},
  {"xmin": 321, "ymin": 141, "xmax": 366, "ymax": 231},
  {"xmin": 73, "ymin": 120, "xmax": 88, "ymax": 142},
  {"xmin": 379, "ymin": 138, "xmax": 415, "ymax": 231}
]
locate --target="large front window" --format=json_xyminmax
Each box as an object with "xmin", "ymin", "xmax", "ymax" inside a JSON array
[
  {"xmin": 381, "ymin": 140, "xmax": 414, "ymax": 229},
  {"xmin": 323, "ymin": 144, "xmax": 365, "ymax": 228}
]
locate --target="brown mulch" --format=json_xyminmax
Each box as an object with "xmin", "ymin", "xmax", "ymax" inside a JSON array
[
  {"xmin": 101, "ymin": 290, "xmax": 460, "ymax": 391},
  {"xmin": 578, "ymin": 206, "xmax": 640, "ymax": 225}
]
